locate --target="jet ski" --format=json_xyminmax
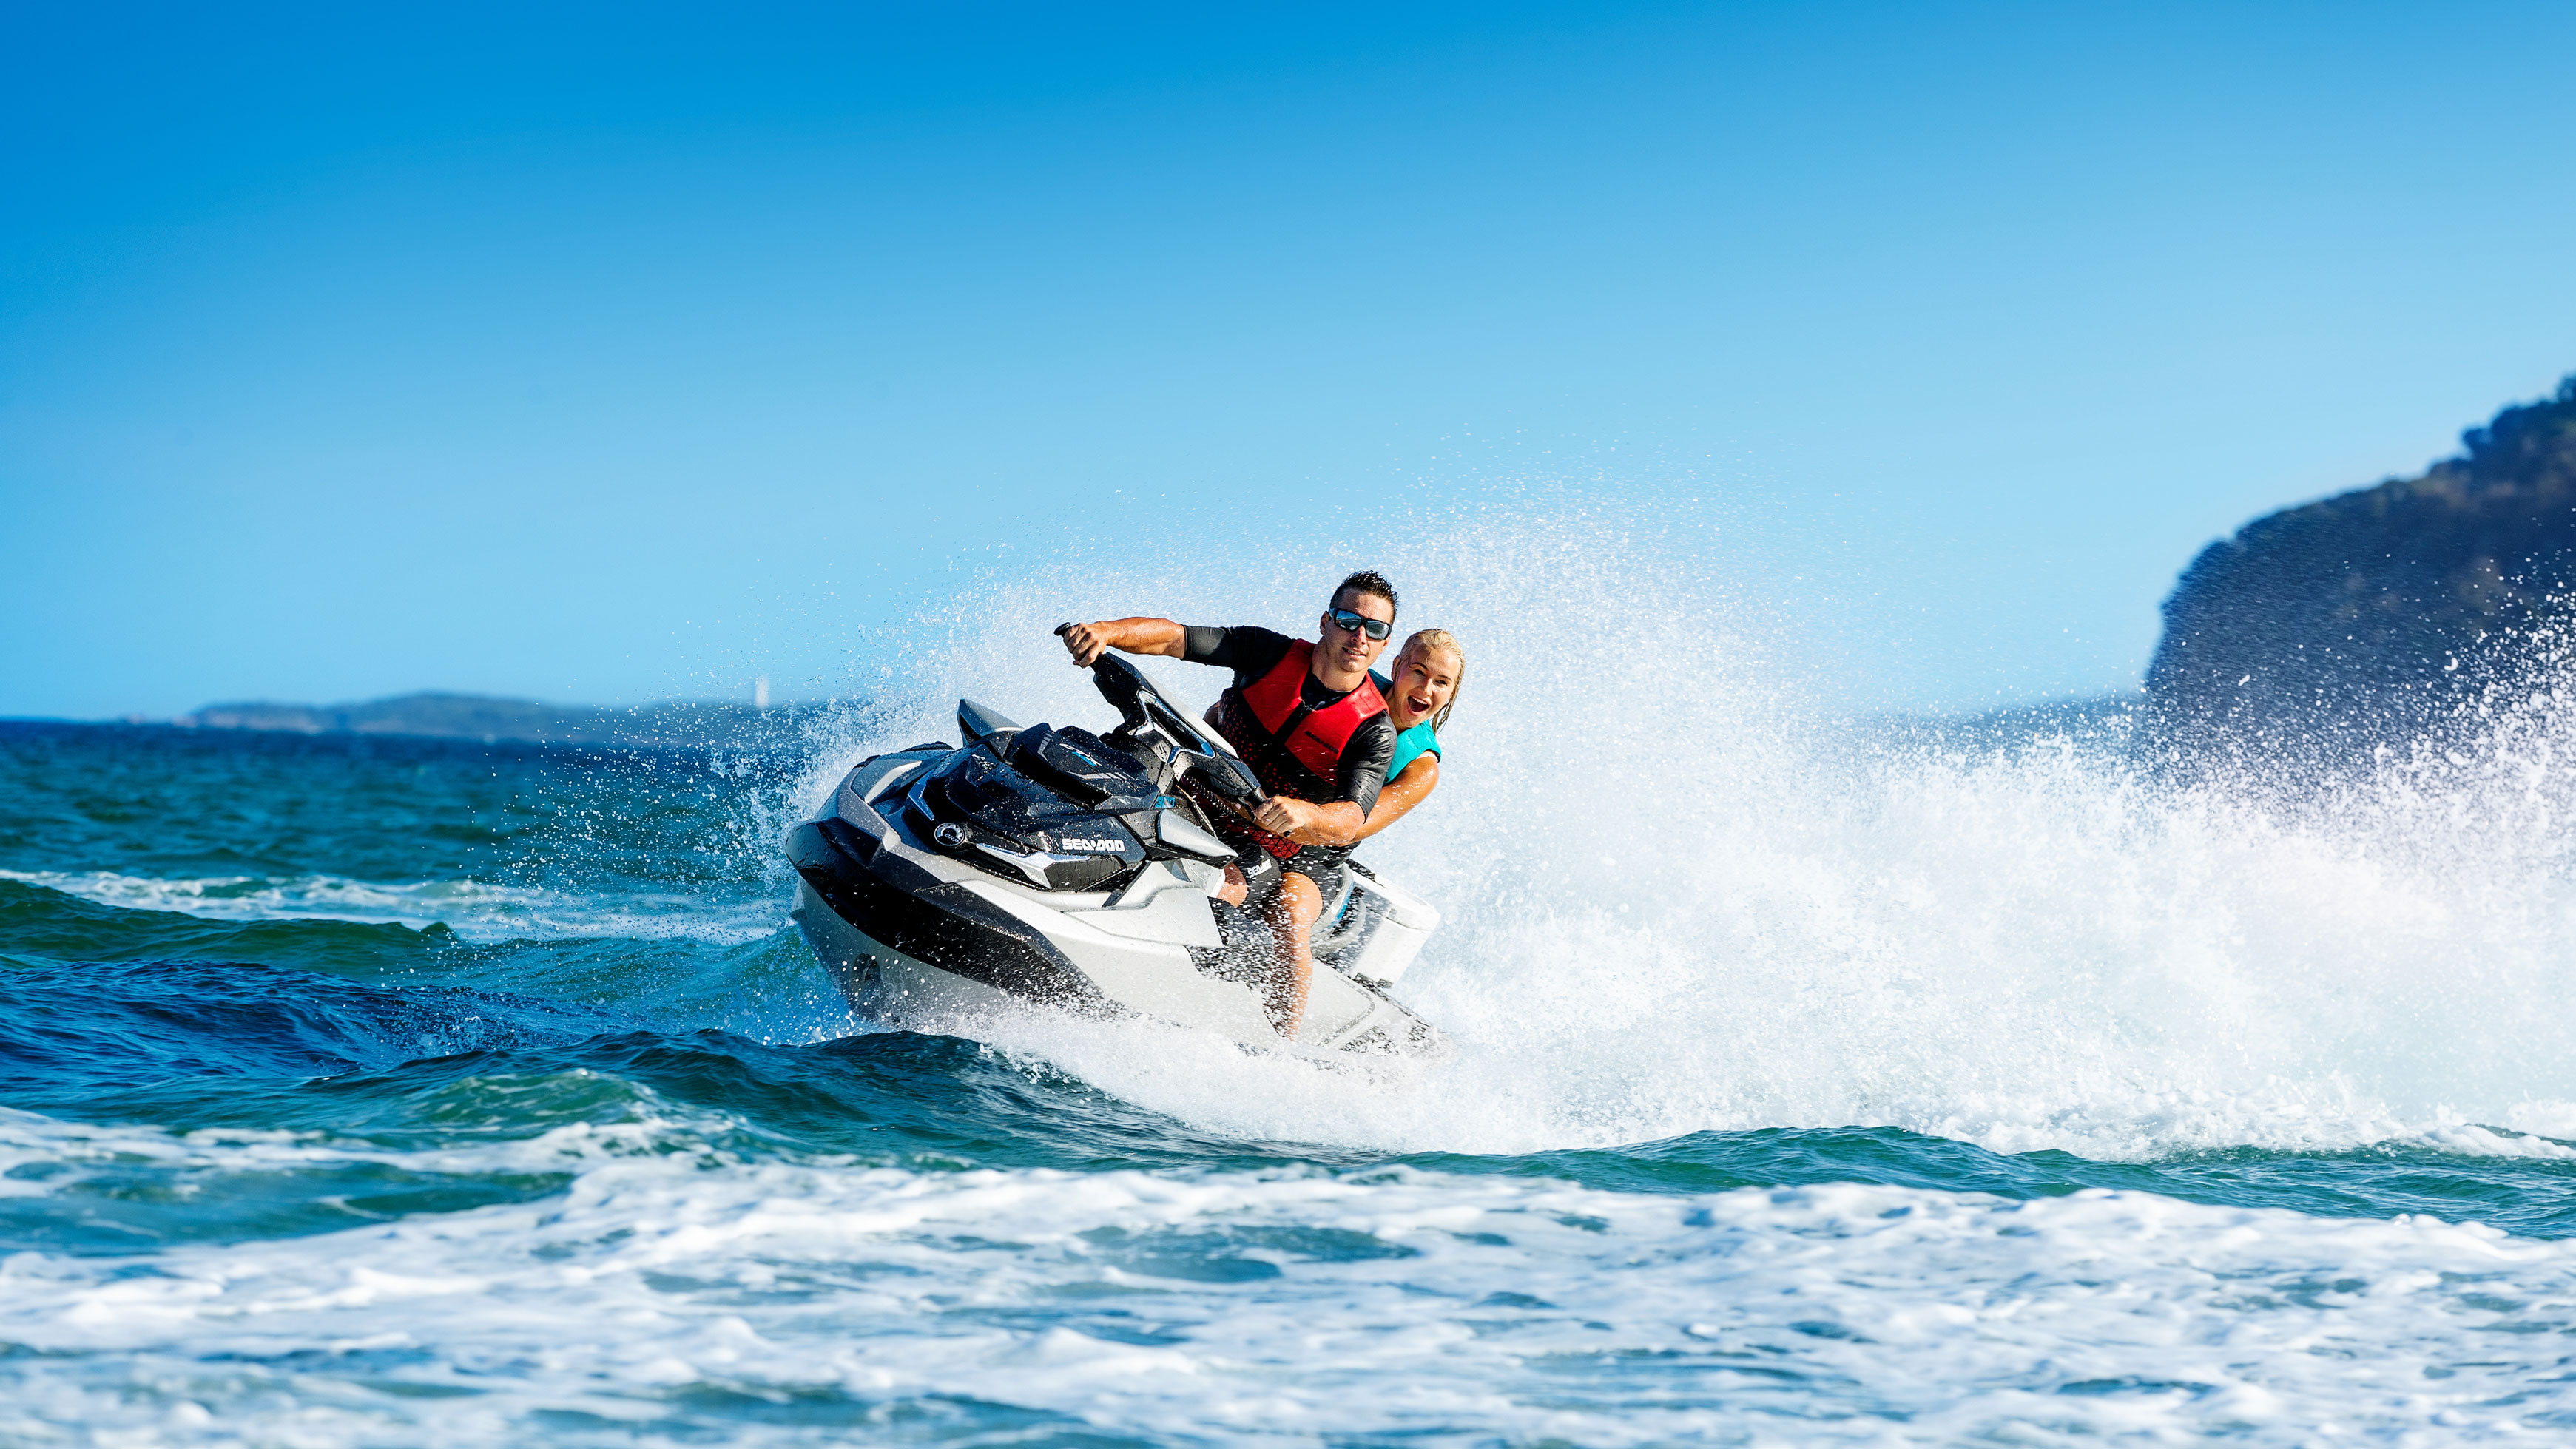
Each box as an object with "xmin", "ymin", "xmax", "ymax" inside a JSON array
[{"xmin": 784, "ymin": 641, "xmax": 1448, "ymax": 1060}]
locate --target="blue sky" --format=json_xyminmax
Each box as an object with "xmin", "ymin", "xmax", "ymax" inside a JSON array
[{"xmin": 5, "ymin": 1, "xmax": 2573, "ymax": 718}]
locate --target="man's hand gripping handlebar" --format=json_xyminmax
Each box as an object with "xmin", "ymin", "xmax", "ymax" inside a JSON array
[{"xmin": 1054, "ymin": 621, "xmax": 1110, "ymax": 668}]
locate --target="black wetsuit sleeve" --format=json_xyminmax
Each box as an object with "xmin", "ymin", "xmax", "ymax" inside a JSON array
[
  {"xmin": 1179, "ymin": 625, "xmax": 1295, "ymax": 686},
  {"xmin": 1338, "ymin": 715, "xmax": 1396, "ymax": 817}
]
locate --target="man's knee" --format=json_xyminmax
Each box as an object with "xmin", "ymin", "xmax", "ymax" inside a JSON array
[{"xmin": 1278, "ymin": 871, "xmax": 1324, "ymax": 928}]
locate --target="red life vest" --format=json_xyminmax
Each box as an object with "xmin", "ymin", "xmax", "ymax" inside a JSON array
[{"xmin": 1207, "ymin": 639, "xmax": 1388, "ymax": 859}]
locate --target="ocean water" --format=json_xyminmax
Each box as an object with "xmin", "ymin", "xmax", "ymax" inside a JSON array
[{"xmin": 10, "ymin": 575, "xmax": 2576, "ymax": 1445}]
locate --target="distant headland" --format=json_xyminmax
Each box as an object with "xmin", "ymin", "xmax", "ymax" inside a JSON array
[
  {"xmin": 169, "ymin": 692, "xmax": 825, "ymax": 749},
  {"xmin": 2146, "ymin": 374, "xmax": 2576, "ymax": 757}
]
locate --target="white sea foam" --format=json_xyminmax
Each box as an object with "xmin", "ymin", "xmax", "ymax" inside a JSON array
[
  {"xmin": 777, "ymin": 511, "xmax": 2576, "ymax": 1162},
  {"xmin": 1, "ymin": 1105, "xmax": 2571, "ymax": 1445},
  {"xmin": 0, "ymin": 1102, "xmax": 685, "ymax": 1192},
  {"xmin": 0, "ymin": 867, "xmax": 781, "ymax": 945}
]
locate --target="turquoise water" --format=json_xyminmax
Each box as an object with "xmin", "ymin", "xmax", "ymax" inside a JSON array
[{"xmin": 7, "ymin": 710, "xmax": 2576, "ymax": 1445}]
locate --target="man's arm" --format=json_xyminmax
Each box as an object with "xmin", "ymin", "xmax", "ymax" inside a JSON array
[
  {"xmin": 1060, "ymin": 618, "xmax": 1187, "ymax": 666},
  {"xmin": 1248, "ymin": 715, "xmax": 1396, "ymax": 848},
  {"xmin": 1250, "ymin": 794, "xmax": 1368, "ymax": 846},
  {"xmin": 1065, "ymin": 619, "xmax": 1294, "ymax": 676}
]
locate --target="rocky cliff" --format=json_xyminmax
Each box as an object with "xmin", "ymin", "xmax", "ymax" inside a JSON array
[{"xmin": 2145, "ymin": 376, "xmax": 2576, "ymax": 760}]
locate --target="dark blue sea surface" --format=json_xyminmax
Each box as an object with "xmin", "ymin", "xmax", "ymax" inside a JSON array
[{"xmin": 4, "ymin": 717, "xmax": 2574, "ymax": 1444}]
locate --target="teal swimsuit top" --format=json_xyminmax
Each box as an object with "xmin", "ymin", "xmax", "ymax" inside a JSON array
[{"xmin": 1371, "ymin": 670, "xmax": 1443, "ymax": 783}]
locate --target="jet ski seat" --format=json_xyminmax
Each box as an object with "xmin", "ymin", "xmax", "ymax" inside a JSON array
[{"xmin": 1314, "ymin": 862, "xmax": 1442, "ymax": 988}]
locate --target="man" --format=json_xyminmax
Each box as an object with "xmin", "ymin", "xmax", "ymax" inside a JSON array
[{"xmin": 1056, "ymin": 571, "xmax": 1400, "ymax": 1038}]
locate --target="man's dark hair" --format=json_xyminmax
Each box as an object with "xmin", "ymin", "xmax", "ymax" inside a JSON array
[{"xmin": 1335, "ymin": 570, "xmax": 1399, "ymax": 615}]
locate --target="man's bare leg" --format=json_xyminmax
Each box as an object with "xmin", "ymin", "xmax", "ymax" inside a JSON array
[{"xmin": 1260, "ymin": 871, "xmax": 1322, "ymax": 1038}]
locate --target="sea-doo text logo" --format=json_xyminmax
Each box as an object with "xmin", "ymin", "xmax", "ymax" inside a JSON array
[{"xmin": 1060, "ymin": 837, "xmax": 1122, "ymax": 853}]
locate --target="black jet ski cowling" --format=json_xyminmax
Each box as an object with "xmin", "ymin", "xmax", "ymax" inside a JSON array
[{"xmin": 898, "ymin": 725, "xmax": 1170, "ymax": 893}]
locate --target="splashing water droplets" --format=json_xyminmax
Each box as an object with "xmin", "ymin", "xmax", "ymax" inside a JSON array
[{"xmin": 781, "ymin": 517, "xmax": 2576, "ymax": 1160}]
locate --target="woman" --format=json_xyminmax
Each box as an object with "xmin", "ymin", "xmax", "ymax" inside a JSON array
[{"xmin": 1353, "ymin": 627, "xmax": 1463, "ymax": 842}]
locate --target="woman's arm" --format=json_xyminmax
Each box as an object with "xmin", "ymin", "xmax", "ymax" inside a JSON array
[
  {"xmin": 1346, "ymin": 754, "xmax": 1438, "ymax": 844},
  {"xmin": 1060, "ymin": 617, "xmax": 1187, "ymax": 665}
]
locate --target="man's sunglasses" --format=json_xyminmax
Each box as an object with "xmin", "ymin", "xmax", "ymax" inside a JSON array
[{"xmin": 1326, "ymin": 607, "xmax": 1393, "ymax": 641}]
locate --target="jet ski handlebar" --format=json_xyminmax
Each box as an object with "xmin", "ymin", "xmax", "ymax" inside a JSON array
[{"xmin": 1053, "ymin": 623, "xmax": 1266, "ymax": 807}]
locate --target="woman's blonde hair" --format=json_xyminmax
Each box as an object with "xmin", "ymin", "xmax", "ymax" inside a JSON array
[{"xmin": 1395, "ymin": 628, "xmax": 1465, "ymax": 734}]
